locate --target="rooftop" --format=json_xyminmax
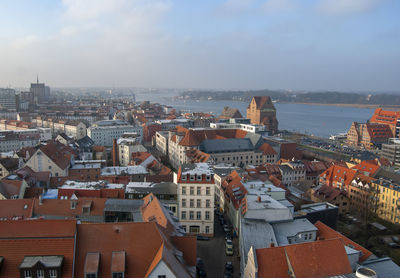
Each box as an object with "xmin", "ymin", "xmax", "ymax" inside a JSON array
[
  {"xmin": 272, "ymin": 218, "xmax": 318, "ymax": 246},
  {"xmin": 101, "ymin": 166, "xmax": 148, "ymax": 176},
  {"xmin": 180, "ymin": 163, "xmax": 213, "ymax": 176}
]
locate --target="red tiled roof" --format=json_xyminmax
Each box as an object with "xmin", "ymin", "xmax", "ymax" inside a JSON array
[
  {"xmin": 33, "ymin": 197, "xmax": 106, "ymax": 217},
  {"xmin": 256, "ymin": 238, "xmax": 352, "ymax": 278},
  {"xmin": 75, "ymin": 222, "xmax": 192, "ymax": 278},
  {"xmin": 185, "ymin": 149, "xmax": 211, "ymax": 163},
  {"xmin": 315, "ymin": 221, "xmax": 373, "ymax": 262},
  {"xmin": 258, "ymin": 143, "xmax": 277, "ymax": 155},
  {"xmin": 0, "ymin": 199, "xmax": 34, "ymax": 220},
  {"xmin": 351, "ymin": 161, "xmax": 380, "ymax": 176},
  {"xmin": 0, "ymin": 179, "xmax": 23, "ymax": 199},
  {"xmin": 313, "ymin": 185, "xmax": 343, "ymax": 202},
  {"xmin": 38, "ymin": 141, "xmax": 77, "ymax": 170},
  {"xmin": 176, "ymin": 126, "xmax": 248, "ymax": 146},
  {"xmin": 0, "ymin": 219, "xmax": 76, "ymax": 278},
  {"xmin": 320, "ymin": 165, "xmax": 357, "ymax": 189}
]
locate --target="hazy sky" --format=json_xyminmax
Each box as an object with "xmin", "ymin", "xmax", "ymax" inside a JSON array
[{"xmin": 0, "ymin": 0, "xmax": 399, "ymax": 91}]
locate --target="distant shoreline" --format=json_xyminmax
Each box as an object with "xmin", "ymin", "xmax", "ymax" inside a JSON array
[{"xmin": 282, "ymin": 102, "xmax": 400, "ymax": 109}]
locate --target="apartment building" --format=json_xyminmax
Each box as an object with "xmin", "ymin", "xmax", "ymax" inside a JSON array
[
  {"xmin": 87, "ymin": 120, "xmax": 143, "ymax": 146},
  {"xmin": 174, "ymin": 163, "xmax": 215, "ymax": 236},
  {"xmin": 0, "ymin": 88, "xmax": 18, "ymax": 111},
  {"xmin": 0, "ymin": 130, "xmax": 41, "ymax": 152},
  {"xmin": 381, "ymin": 138, "xmax": 400, "ymax": 167},
  {"xmin": 375, "ymin": 178, "xmax": 400, "ymax": 224}
]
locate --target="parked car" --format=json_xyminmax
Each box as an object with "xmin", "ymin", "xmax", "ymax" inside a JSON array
[
  {"xmin": 196, "ymin": 258, "xmax": 207, "ymax": 278},
  {"xmin": 225, "ymin": 245, "xmax": 233, "ymax": 256},
  {"xmin": 225, "ymin": 233, "xmax": 232, "ymax": 240},
  {"xmin": 225, "ymin": 261, "xmax": 233, "ymax": 273},
  {"xmin": 392, "ymin": 236, "xmax": 400, "ymax": 243},
  {"xmin": 197, "ymin": 235, "xmax": 210, "ymax": 241},
  {"xmin": 223, "ymin": 224, "xmax": 230, "ymax": 234},
  {"xmin": 388, "ymin": 242, "xmax": 400, "ymax": 248}
]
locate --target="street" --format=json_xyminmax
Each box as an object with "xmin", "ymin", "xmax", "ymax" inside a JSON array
[{"xmin": 197, "ymin": 213, "xmax": 240, "ymax": 278}]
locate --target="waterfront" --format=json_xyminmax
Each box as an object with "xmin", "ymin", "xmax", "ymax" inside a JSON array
[{"xmin": 135, "ymin": 93, "xmax": 375, "ymax": 138}]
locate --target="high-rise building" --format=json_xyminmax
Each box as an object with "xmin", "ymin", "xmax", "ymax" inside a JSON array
[
  {"xmin": 30, "ymin": 77, "xmax": 50, "ymax": 103},
  {"xmin": 246, "ymin": 96, "xmax": 278, "ymax": 134},
  {"xmin": 0, "ymin": 88, "xmax": 18, "ymax": 111}
]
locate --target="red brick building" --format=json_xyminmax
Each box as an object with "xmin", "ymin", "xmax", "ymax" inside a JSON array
[
  {"xmin": 246, "ymin": 96, "xmax": 278, "ymax": 134},
  {"xmin": 347, "ymin": 122, "xmax": 392, "ymax": 149}
]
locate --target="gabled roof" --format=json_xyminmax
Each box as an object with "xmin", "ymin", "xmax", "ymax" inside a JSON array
[
  {"xmin": 315, "ymin": 221, "xmax": 372, "ymax": 262},
  {"xmin": 75, "ymin": 222, "xmax": 193, "ymax": 278},
  {"xmin": 0, "ymin": 157, "xmax": 19, "ymax": 172},
  {"xmin": 320, "ymin": 165, "xmax": 358, "ymax": 187},
  {"xmin": 220, "ymin": 106, "xmax": 243, "ymax": 119},
  {"xmin": 256, "ymin": 238, "xmax": 352, "ymax": 278},
  {"xmin": 36, "ymin": 141, "xmax": 77, "ymax": 170},
  {"xmin": 248, "ymin": 96, "xmax": 276, "ymax": 111}
]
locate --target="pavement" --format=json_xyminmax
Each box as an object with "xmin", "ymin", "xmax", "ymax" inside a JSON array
[{"xmin": 197, "ymin": 212, "xmax": 240, "ymax": 278}]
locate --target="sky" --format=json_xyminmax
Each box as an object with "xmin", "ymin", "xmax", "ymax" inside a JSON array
[{"xmin": 0, "ymin": 0, "xmax": 399, "ymax": 91}]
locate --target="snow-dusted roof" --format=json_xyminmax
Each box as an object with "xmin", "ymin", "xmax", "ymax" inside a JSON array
[{"xmin": 101, "ymin": 166, "xmax": 148, "ymax": 176}]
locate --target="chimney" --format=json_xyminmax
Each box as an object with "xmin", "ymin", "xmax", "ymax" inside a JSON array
[
  {"xmin": 112, "ymin": 139, "xmax": 119, "ymax": 166},
  {"xmin": 270, "ymin": 242, "xmax": 275, "ymax": 247},
  {"xmin": 257, "ymin": 196, "xmax": 261, "ymax": 202}
]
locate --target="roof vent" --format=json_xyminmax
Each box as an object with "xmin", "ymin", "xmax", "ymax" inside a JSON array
[{"xmin": 356, "ymin": 267, "xmax": 377, "ymax": 278}]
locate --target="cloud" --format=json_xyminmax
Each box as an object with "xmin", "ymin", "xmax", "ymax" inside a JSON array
[
  {"xmin": 263, "ymin": 0, "xmax": 296, "ymax": 13},
  {"xmin": 317, "ymin": 0, "xmax": 381, "ymax": 15}
]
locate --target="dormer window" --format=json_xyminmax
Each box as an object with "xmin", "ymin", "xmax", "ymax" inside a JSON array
[
  {"xmin": 111, "ymin": 251, "xmax": 125, "ymax": 278},
  {"xmin": 190, "ymin": 175, "xmax": 195, "ymax": 181},
  {"xmin": 37, "ymin": 269, "xmax": 44, "ymax": 278},
  {"xmin": 197, "ymin": 175, "xmax": 202, "ymax": 181},
  {"xmin": 206, "ymin": 175, "xmax": 211, "ymax": 181},
  {"xmin": 24, "ymin": 270, "xmax": 32, "ymax": 278},
  {"xmin": 84, "ymin": 252, "xmax": 99, "ymax": 278}
]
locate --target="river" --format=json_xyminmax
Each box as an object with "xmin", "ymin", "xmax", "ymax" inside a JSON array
[{"xmin": 135, "ymin": 92, "xmax": 374, "ymax": 138}]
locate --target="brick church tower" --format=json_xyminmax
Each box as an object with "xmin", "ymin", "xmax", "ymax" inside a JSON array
[{"xmin": 246, "ymin": 96, "xmax": 278, "ymax": 134}]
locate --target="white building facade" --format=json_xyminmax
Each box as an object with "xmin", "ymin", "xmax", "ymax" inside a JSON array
[{"xmin": 174, "ymin": 163, "xmax": 215, "ymax": 236}]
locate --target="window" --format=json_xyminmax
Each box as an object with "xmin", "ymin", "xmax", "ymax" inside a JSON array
[
  {"xmin": 112, "ymin": 273, "xmax": 123, "ymax": 278},
  {"xmin": 182, "ymin": 186, "xmax": 186, "ymax": 195},
  {"xmin": 205, "ymin": 226, "xmax": 210, "ymax": 233},
  {"xmin": 197, "ymin": 175, "xmax": 202, "ymax": 181},
  {"xmin": 190, "ymin": 199, "xmax": 194, "ymax": 208},
  {"xmin": 24, "ymin": 270, "xmax": 32, "ymax": 278},
  {"xmin": 181, "ymin": 211, "xmax": 186, "ymax": 219},
  {"xmin": 206, "ymin": 175, "xmax": 211, "ymax": 181},
  {"xmin": 304, "ymin": 234, "xmax": 308, "ymax": 240},
  {"xmin": 86, "ymin": 274, "xmax": 96, "ymax": 278},
  {"xmin": 197, "ymin": 211, "xmax": 201, "ymax": 219},
  {"xmin": 158, "ymin": 276, "xmax": 166, "ymax": 278},
  {"xmin": 206, "ymin": 187, "xmax": 210, "ymax": 195},
  {"xmin": 197, "ymin": 187, "xmax": 201, "ymax": 195},
  {"xmin": 205, "ymin": 211, "xmax": 210, "ymax": 220},
  {"xmin": 190, "ymin": 187, "xmax": 194, "ymax": 195},
  {"xmin": 206, "ymin": 200, "xmax": 210, "ymax": 208},
  {"xmin": 197, "ymin": 199, "xmax": 201, "ymax": 208},
  {"xmin": 182, "ymin": 199, "xmax": 187, "ymax": 208},
  {"xmin": 189, "ymin": 211, "xmax": 194, "ymax": 220},
  {"xmin": 182, "ymin": 175, "xmax": 187, "ymax": 181},
  {"xmin": 37, "ymin": 270, "xmax": 44, "ymax": 278},
  {"xmin": 49, "ymin": 269, "xmax": 57, "ymax": 278},
  {"xmin": 190, "ymin": 175, "xmax": 195, "ymax": 181}
]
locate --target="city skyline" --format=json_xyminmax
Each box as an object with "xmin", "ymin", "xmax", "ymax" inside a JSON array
[{"xmin": 0, "ymin": 0, "xmax": 399, "ymax": 91}]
